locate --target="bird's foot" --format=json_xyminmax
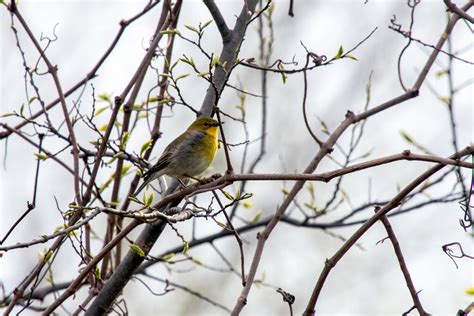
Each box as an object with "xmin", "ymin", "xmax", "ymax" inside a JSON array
[{"xmin": 198, "ymin": 173, "xmax": 222, "ymax": 184}]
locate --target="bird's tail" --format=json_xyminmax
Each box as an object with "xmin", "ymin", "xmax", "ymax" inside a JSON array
[{"xmin": 132, "ymin": 178, "xmax": 150, "ymax": 197}]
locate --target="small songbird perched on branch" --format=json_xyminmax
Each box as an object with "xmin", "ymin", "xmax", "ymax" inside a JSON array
[{"xmin": 133, "ymin": 117, "xmax": 220, "ymax": 196}]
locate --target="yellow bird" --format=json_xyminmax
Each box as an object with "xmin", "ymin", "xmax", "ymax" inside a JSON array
[{"xmin": 133, "ymin": 117, "xmax": 219, "ymax": 196}]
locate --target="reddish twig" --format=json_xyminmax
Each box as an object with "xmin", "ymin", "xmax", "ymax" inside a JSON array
[
  {"xmin": 212, "ymin": 191, "xmax": 245, "ymax": 285},
  {"xmin": 444, "ymin": 0, "xmax": 474, "ymax": 23},
  {"xmin": 0, "ymin": 0, "xmax": 162, "ymax": 140},
  {"xmin": 8, "ymin": 2, "xmax": 82, "ymax": 203},
  {"xmin": 375, "ymin": 206, "xmax": 429, "ymax": 315},
  {"xmin": 442, "ymin": 242, "xmax": 474, "ymax": 269}
]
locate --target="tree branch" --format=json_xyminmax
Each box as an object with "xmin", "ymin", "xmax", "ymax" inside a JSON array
[
  {"xmin": 444, "ymin": 0, "xmax": 474, "ymax": 23},
  {"xmin": 302, "ymin": 146, "xmax": 472, "ymax": 315},
  {"xmin": 200, "ymin": 0, "xmax": 259, "ymax": 116},
  {"xmin": 203, "ymin": 0, "xmax": 231, "ymax": 42},
  {"xmin": 375, "ymin": 208, "xmax": 429, "ymax": 315},
  {"xmin": 0, "ymin": 0, "xmax": 162, "ymax": 140}
]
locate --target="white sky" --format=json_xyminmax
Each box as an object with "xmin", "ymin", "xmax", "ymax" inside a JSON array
[{"xmin": 1, "ymin": 1, "xmax": 473, "ymax": 315}]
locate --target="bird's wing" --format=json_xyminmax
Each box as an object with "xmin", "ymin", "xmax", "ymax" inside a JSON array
[
  {"xmin": 135, "ymin": 133, "xmax": 190, "ymax": 196},
  {"xmin": 133, "ymin": 149, "xmax": 173, "ymax": 197},
  {"xmin": 142, "ymin": 131, "xmax": 188, "ymax": 179},
  {"xmin": 142, "ymin": 150, "xmax": 172, "ymax": 180}
]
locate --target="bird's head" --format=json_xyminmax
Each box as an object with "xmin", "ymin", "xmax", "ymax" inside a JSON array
[{"xmin": 188, "ymin": 117, "xmax": 220, "ymax": 135}]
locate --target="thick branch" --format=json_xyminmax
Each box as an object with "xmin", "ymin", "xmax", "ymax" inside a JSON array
[
  {"xmin": 200, "ymin": 0, "xmax": 259, "ymax": 116},
  {"xmin": 444, "ymin": 0, "xmax": 474, "ymax": 23},
  {"xmin": 231, "ymin": 2, "xmax": 472, "ymax": 310},
  {"xmin": 413, "ymin": 1, "xmax": 473, "ymax": 90},
  {"xmin": 203, "ymin": 0, "xmax": 231, "ymax": 42},
  {"xmin": 83, "ymin": 1, "xmax": 259, "ymax": 313}
]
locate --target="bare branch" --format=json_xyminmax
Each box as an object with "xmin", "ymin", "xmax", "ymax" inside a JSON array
[
  {"xmin": 303, "ymin": 146, "xmax": 472, "ymax": 315},
  {"xmin": 444, "ymin": 0, "xmax": 474, "ymax": 23},
  {"xmin": 375, "ymin": 207, "xmax": 429, "ymax": 315},
  {"xmin": 203, "ymin": 0, "xmax": 231, "ymax": 42}
]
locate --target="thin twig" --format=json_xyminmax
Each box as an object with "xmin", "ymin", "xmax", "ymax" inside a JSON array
[
  {"xmin": 0, "ymin": 210, "xmax": 101, "ymax": 251},
  {"xmin": 375, "ymin": 207, "xmax": 428, "ymax": 315},
  {"xmin": 0, "ymin": 0, "xmax": 162, "ymax": 140},
  {"xmin": 9, "ymin": 2, "xmax": 82, "ymax": 204},
  {"xmin": 212, "ymin": 191, "xmax": 246, "ymax": 285},
  {"xmin": 303, "ymin": 147, "xmax": 472, "ymax": 315}
]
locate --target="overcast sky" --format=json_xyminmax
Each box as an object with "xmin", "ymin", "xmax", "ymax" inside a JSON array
[{"xmin": 1, "ymin": 1, "xmax": 473, "ymax": 315}]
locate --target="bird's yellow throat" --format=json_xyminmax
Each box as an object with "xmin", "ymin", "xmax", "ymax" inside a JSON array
[{"xmin": 208, "ymin": 126, "xmax": 219, "ymax": 148}]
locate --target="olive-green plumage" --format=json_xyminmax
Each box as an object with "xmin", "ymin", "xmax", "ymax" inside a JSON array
[{"xmin": 133, "ymin": 117, "xmax": 219, "ymax": 196}]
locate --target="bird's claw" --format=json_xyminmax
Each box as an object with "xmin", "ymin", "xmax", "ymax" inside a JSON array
[{"xmin": 198, "ymin": 173, "xmax": 221, "ymax": 184}]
